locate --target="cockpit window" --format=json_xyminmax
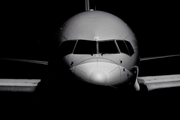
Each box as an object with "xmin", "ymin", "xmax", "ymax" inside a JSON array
[
  {"xmin": 124, "ymin": 41, "xmax": 134, "ymax": 56},
  {"xmin": 59, "ymin": 39, "xmax": 134, "ymax": 57},
  {"xmin": 116, "ymin": 40, "xmax": 129, "ymax": 55},
  {"xmin": 73, "ymin": 40, "xmax": 96, "ymax": 54},
  {"xmin": 59, "ymin": 40, "xmax": 76, "ymax": 57},
  {"xmin": 98, "ymin": 40, "xmax": 119, "ymax": 54},
  {"xmin": 116, "ymin": 40, "xmax": 134, "ymax": 56}
]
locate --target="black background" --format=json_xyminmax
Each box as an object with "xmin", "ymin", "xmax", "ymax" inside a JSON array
[{"xmin": 1, "ymin": 0, "xmax": 179, "ymax": 60}]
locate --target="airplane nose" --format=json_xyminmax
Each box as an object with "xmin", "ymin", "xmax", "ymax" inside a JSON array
[
  {"xmin": 71, "ymin": 58, "xmax": 125, "ymax": 86},
  {"xmin": 89, "ymin": 70, "xmax": 107, "ymax": 85}
]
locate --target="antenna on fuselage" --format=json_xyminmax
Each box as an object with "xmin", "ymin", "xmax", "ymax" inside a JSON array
[{"xmin": 85, "ymin": 0, "xmax": 90, "ymax": 11}]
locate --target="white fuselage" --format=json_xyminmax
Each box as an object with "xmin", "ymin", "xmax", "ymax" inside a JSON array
[{"xmin": 57, "ymin": 11, "xmax": 139, "ymax": 86}]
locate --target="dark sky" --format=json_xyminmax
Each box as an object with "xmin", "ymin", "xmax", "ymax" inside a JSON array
[{"xmin": 1, "ymin": 1, "xmax": 179, "ymax": 60}]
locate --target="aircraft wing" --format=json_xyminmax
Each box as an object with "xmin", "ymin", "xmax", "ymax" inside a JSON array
[
  {"xmin": 0, "ymin": 58, "xmax": 48, "ymax": 92},
  {"xmin": 0, "ymin": 58, "xmax": 48, "ymax": 65},
  {"xmin": 0, "ymin": 79, "xmax": 41, "ymax": 92},
  {"xmin": 138, "ymin": 74, "xmax": 180, "ymax": 91},
  {"xmin": 140, "ymin": 54, "xmax": 180, "ymax": 61},
  {"xmin": 138, "ymin": 54, "xmax": 180, "ymax": 91}
]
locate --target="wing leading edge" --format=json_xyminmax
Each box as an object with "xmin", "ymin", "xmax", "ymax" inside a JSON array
[
  {"xmin": 0, "ymin": 58, "xmax": 48, "ymax": 65},
  {"xmin": 0, "ymin": 79, "xmax": 41, "ymax": 92},
  {"xmin": 138, "ymin": 74, "xmax": 180, "ymax": 91},
  {"xmin": 140, "ymin": 54, "xmax": 180, "ymax": 61}
]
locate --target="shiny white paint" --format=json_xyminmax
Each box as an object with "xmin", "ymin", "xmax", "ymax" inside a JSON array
[
  {"xmin": 60, "ymin": 11, "xmax": 138, "ymax": 46},
  {"xmin": 70, "ymin": 60, "xmax": 133, "ymax": 86},
  {"xmin": 59, "ymin": 11, "xmax": 139, "ymax": 86}
]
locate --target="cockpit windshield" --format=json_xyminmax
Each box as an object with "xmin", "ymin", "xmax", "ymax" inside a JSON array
[
  {"xmin": 73, "ymin": 40, "xmax": 119, "ymax": 55},
  {"xmin": 59, "ymin": 39, "xmax": 134, "ymax": 57},
  {"xmin": 116, "ymin": 40, "xmax": 134, "ymax": 56}
]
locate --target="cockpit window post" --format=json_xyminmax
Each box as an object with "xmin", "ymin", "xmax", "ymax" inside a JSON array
[
  {"xmin": 124, "ymin": 41, "xmax": 134, "ymax": 56},
  {"xmin": 72, "ymin": 40, "xmax": 78, "ymax": 54},
  {"xmin": 96, "ymin": 41, "xmax": 99, "ymax": 54},
  {"xmin": 114, "ymin": 39, "xmax": 121, "ymax": 54},
  {"xmin": 116, "ymin": 40, "xmax": 129, "ymax": 55}
]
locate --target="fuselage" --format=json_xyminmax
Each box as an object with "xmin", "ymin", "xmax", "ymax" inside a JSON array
[{"xmin": 57, "ymin": 11, "xmax": 139, "ymax": 86}]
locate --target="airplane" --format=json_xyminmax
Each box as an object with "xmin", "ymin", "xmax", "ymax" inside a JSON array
[{"xmin": 0, "ymin": 0, "xmax": 180, "ymax": 93}]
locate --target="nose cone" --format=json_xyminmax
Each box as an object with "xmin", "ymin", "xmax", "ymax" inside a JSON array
[
  {"xmin": 71, "ymin": 58, "xmax": 124, "ymax": 86},
  {"xmin": 89, "ymin": 70, "xmax": 107, "ymax": 85}
]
